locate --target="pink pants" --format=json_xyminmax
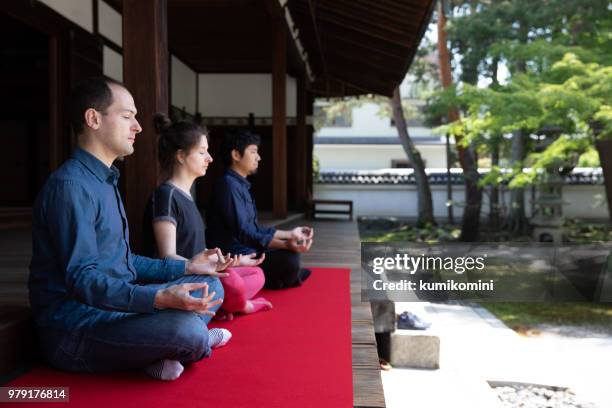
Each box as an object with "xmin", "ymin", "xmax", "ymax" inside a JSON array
[{"xmin": 219, "ymin": 266, "xmax": 265, "ymax": 313}]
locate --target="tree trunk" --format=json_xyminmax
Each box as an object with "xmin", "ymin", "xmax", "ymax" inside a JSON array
[
  {"xmin": 460, "ymin": 147, "xmax": 482, "ymax": 241},
  {"xmin": 502, "ymin": 20, "xmax": 529, "ymax": 235},
  {"xmin": 491, "ymin": 56, "xmax": 500, "ymax": 87},
  {"xmin": 437, "ymin": 0, "xmax": 481, "ymax": 241},
  {"xmin": 596, "ymin": 139, "xmax": 612, "ymax": 222},
  {"xmin": 446, "ymin": 133, "xmax": 454, "ymax": 224},
  {"xmin": 504, "ymin": 129, "xmax": 528, "ymax": 234},
  {"xmin": 490, "ymin": 142, "xmax": 500, "ymax": 232},
  {"xmin": 390, "ymin": 87, "xmax": 436, "ymax": 226}
]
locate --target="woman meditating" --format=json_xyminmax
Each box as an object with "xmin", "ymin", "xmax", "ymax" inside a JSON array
[{"xmin": 142, "ymin": 114, "xmax": 272, "ymax": 321}]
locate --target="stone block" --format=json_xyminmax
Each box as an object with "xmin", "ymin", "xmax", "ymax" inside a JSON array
[{"xmin": 390, "ymin": 330, "xmax": 440, "ymax": 369}]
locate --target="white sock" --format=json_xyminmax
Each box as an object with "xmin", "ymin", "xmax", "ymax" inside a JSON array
[
  {"xmin": 208, "ymin": 328, "xmax": 232, "ymax": 349},
  {"xmin": 145, "ymin": 359, "xmax": 184, "ymax": 381}
]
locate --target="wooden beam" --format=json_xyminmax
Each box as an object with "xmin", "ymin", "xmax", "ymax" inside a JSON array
[
  {"xmin": 291, "ymin": 1, "xmax": 414, "ymax": 47},
  {"xmin": 315, "ymin": 31, "xmax": 407, "ymax": 62},
  {"xmin": 326, "ymin": 66, "xmax": 398, "ymax": 96},
  {"xmin": 122, "ymin": 0, "xmax": 168, "ymax": 251},
  {"xmin": 171, "ymin": 0, "xmax": 253, "ymax": 7},
  {"xmin": 326, "ymin": 49, "xmax": 405, "ymax": 77},
  {"xmin": 306, "ymin": 0, "xmax": 329, "ymax": 93},
  {"xmin": 291, "ymin": 21, "xmax": 408, "ymax": 63},
  {"xmin": 313, "ymin": 1, "xmax": 412, "ymax": 34},
  {"xmin": 317, "ymin": 12, "xmax": 414, "ymax": 45},
  {"xmin": 337, "ymin": 0, "xmax": 427, "ymax": 19},
  {"xmin": 294, "ymin": 72, "xmax": 307, "ymax": 210},
  {"xmin": 272, "ymin": 16, "xmax": 287, "ymax": 218},
  {"xmin": 332, "ymin": 0, "xmax": 424, "ymax": 26},
  {"xmin": 263, "ymin": 0, "xmax": 307, "ymax": 78}
]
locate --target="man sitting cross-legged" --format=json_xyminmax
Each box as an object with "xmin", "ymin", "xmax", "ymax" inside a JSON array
[
  {"xmin": 29, "ymin": 77, "xmax": 234, "ymax": 381},
  {"xmin": 206, "ymin": 130, "xmax": 314, "ymax": 290}
]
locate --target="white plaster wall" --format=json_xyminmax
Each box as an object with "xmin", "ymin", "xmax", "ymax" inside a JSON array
[
  {"xmin": 314, "ymin": 144, "xmax": 447, "ymax": 170},
  {"xmin": 286, "ymin": 76, "xmax": 296, "ymax": 117},
  {"xmin": 317, "ymin": 103, "xmax": 389, "ymax": 137},
  {"xmin": 198, "ymin": 74, "xmax": 297, "ymax": 117},
  {"xmin": 103, "ymin": 46, "xmax": 123, "ymax": 82},
  {"xmin": 563, "ymin": 185, "xmax": 609, "ymax": 218},
  {"xmin": 316, "ymin": 102, "xmax": 431, "ymax": 138},
  {"xmin": 171, "ymin": 56, "xmax": 197, "ymax": 114},
  {"xmin": 98, "ymin": 0, "xmax": 122, "ymax": 46},
  {"xmin": 314, "ymin": 184, "xmax": 609, "ymax": 220},
  {"xmin": 39, "ymin": 0, "xmax": 93, "ymax": 33}
]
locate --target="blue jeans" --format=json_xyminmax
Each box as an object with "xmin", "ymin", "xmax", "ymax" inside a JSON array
[{"xmin": 39, "ymin": 275, "xmax": 224, "ymax": 373}]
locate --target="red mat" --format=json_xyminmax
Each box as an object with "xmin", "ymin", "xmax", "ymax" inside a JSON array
[{"xmin": 9, "ymin": 267, "xmax": 353, "ymax": 407}]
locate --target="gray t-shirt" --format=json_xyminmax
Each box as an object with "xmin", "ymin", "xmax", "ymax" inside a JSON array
[{"xmin": 142, "ymin": 182, "xmax": 206, "ymax": 259}]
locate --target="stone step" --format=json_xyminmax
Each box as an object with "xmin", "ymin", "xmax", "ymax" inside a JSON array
[{"xmin": 390, "ymin": 329, "xmax": 440, "ymax": 369}]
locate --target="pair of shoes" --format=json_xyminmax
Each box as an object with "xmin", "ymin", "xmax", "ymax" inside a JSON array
[{"xmin": 396, "ymin": 311, "xmax": 431, "ymax": 330}]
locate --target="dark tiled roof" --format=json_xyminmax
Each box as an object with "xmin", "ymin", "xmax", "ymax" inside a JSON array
[{"xmin": 316, "ymin": 168, "xmax": 604, "ymax": 185}]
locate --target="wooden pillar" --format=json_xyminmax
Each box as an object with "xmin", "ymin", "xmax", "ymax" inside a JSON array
[
  {"xmin": 272, "ymin": 19, "xmax": 287, "ymax": 218},
  {"xmin": 122, "ymin": 0, "xmax": 168, "ymax": 251},
  {"xmin": 294, "ymin": 72, "xmax": 308, "ymax": 210},
  {"xmin": 306, "ymin": 92, "xmax": 314, "ymax": 201},
  {"xmin": 48, "ymin": 35, "xmax": 65, "ymax": 172}
]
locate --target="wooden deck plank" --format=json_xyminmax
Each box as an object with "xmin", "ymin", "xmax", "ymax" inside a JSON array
[
  {"xmin": 352, "ymin": 322, "xmax": 377, "ymax": 346},
  {"xmin": 352, "ymin": 304, "xmax": 373, "ymax": 322},
  {"xmin": 353, "ymin": 369, "xmax": 387, "ymax": 408},
  {"xmin": 352, "ymin": 345, "xmax": 381, "ymax": 369},
  {"xmin": 282, "ymin": 219, "xmax": 385, "ymax": 408}
]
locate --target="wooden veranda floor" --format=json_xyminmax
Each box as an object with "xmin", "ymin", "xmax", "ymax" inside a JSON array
[{"xmin": 283, "ymin": 219, "xmax": 385, "ymax": 408}]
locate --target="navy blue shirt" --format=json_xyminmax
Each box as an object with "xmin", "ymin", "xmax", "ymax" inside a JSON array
[
  {"xmin": 29, "ymin": 148, "xmax": 186, "ymax": 330},
  {"xmin": 206, "ymin": 169, "xmax": 275, "ymax": 255},
  {"xmin": 142, "ymin": 182, "xmax": 206, "ymax": 259}
]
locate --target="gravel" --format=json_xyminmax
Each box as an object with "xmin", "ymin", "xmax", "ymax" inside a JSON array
[{"xmin": 493, "ymin": 384, "xmax": 598, "ymax": 408}]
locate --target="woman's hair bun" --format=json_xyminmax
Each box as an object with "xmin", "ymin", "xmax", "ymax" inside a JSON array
[{"xmin": 153, "ymin": 112, "xmax": 172, "ymax": 134}]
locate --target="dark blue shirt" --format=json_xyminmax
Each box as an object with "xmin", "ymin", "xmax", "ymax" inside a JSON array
[
  {"xmin": 29, "ymin": 148, "xmax": 186, "ymax": 330},
  {"xmin": 206, "ymin": 169, "xmax": 275, "ymax": 255}
]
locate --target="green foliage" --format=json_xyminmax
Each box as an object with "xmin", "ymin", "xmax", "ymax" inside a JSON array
[
  {"xmin": 482, "ymin": 302, "xmax": 612, "ymax": 328},
  {"xmin": 312, "ymin": 155, "xmax": 320, "ymax": 181},
  {"xmin": 594, "ymin": 105, "xmax": 612, "ymax": 140},
  {"xmin": 447, "ymin": 0, "xmax": 611, "ymax": 79},
  {"xmin": 577, "ymin": 147, "xmax": 600, "ymax": 167},
  {"xmin": 509, "ymin": 135, "xmax": 589, "ymax": 188},
  {"xmin": 427, "ymin": 50, "xmax": 611, "ymax": 189},
  {"xmin": 362, "ymin": 223, "xmax": 461, "ymax": 243},
  {"xmin": 478, "ymin": 165, "xmax": 509, "ymax": 188},
  {"xmin": 313, "ymin": 98, "xmax": 359, "ymax": 131},
  {"xmin": 564, "ymin": 218, "xmax": 612, "ymax": 243},
  {"xmin": 427, "ymin": 0, "xmax": 612, "ymax": 197},
  {"xmin": 359, "ymin": 217, "xmax": 612, "ymax": 244}
]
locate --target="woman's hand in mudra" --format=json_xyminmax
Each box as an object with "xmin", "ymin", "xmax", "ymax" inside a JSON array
[
  {"xmin": 238, "ymin": 252, "xmax": 266, "ymax": 267},
  {"xmin": 187, "ymin": 248, "xmax": 236, "ymax": 277}
]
